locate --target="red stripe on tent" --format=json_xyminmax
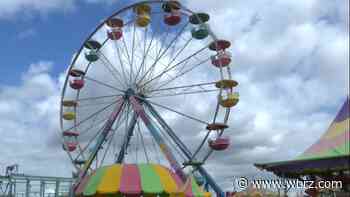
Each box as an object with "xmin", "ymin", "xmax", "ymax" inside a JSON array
[
  {"xmin": 119, "ymin": 164, "xmax": 142, "ymax": 196},
  {"xmin": 304, "ymin": 130, "xmax": 349, "ymax": 154}
]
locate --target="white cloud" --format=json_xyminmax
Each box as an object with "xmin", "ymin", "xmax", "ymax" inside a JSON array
[
  {"xmin": 0, "ymin": 0, "xmax": 75, "ymax": 18},
  {"xmin": 0, "ymin": 0, "xmax": 348, "ymax": 195},
  {"xmin": 0, "ymin": 0, "xmax": 119, "ymax": 19},
  {"xmin": 0, "ymin": 61, "xmax": 72, "ymax": 176},
  {"xmin": 180, "ymin": 0, "xmax": 348, "ymax": 190}
]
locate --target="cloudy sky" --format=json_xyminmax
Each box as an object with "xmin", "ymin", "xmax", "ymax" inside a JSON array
[{"xmin": 0, "ymin": 0, "xmax": 349, "ymax": 193}]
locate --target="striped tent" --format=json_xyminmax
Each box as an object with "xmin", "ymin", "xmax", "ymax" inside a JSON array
[
  {"xmin": 298, "ymin": 97, "xmax": 349, "ymax": 160},
  {"xmin": 254, "ymin": 96, "xmax": 349, "ymax": 177},
  {"xmin": 75, "ymin": 164, "xmax": 211, "ymax": 197}
]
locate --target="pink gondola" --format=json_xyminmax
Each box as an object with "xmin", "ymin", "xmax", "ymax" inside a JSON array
[
  {"xmin": 211, "ymin": 51, "xmax": 231, "ymax": 67},
  {"xmin": 63, "ymin": 131, "xmax": 79, "ymax": 137},
  {"xmin": 69, "ymin": 79, "xmax": 84, "ymax": 90},
  {"xmin": 164, "ymin": 10, "xmax": 181, "ymax": 26},
  {"xmin": 107, "ymin": 29, "xmax": 123, "ymax": 40},
  {"xmin": 64, "ymin": 142, "xmax": 78, "ymax": 152},
  {"xmin": 208, "ymin": 137, "xmax": 230, "ymax": 151},
  {"xmin": 106, "ymin": 18, "xmax": 124, "ymax": 40}
]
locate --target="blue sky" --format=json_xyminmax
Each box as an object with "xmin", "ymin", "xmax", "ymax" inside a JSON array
[
  {"xmin": 0, "ymin": 0, "xmax": 139, "ymax": 84},
  {"xmin": 0, "ymin": 0, "xmax": 348, "ymax": 194}
]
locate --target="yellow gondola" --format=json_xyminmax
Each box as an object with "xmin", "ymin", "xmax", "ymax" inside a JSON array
[
  {"xmin": 62, "ymin": 100, "xmax": 78, "ymax": 107},
  {"xmin": 219, "ymin": 92, "xmax": 239, "ymax": 108},
  {"xmin": 63, "ymin": 112, "xmax": 76, "ymax": 120},
  {"xmin": 215, "ymin": 79, "xmax": 238, "ymax": 89},
  {"xmin": 134, "ymin": 4, "xmax": 151, "ymax": 27}
]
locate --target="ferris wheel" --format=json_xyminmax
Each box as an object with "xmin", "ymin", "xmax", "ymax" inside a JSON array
[{"xmin": 60, "ymin": 0, "xmax": 239, "ymax": 195}]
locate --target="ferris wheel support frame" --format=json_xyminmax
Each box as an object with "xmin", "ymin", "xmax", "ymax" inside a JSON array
[
  {"xmin": 75, "ymin": 99, "xmax": 125, "ymax": 190},
  {"xmin": 116, "ymin": 113, "xmax": 138, "ymax": 163},
  {"xmin": 129, "ymin": 95, "xmax": 187, "ymax": 181},
  {"xmin": 144, "ymin": 101, "xmax": 225, "ymax": 197}
]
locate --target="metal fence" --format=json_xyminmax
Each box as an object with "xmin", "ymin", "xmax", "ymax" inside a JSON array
[{"xmin": 0, "ymin": 174, "xmax": 73, "ymax": 197}]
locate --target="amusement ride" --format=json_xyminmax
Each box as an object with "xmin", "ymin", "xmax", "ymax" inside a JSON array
[{"xmin": 60, "ymin": 1, "xmax": 239, "ymax": 196}]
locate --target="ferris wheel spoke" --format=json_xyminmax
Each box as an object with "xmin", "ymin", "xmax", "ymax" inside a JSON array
[
  {"xmin": 78, "ymin": 115, "xmax": 107, "ymax": 137},
  {"xmin": 112, "ymin": 41, "xmax": 130, "ymax": 86},
  {"xmin": 139, "ymin": 44, "xmax": 209, "ymax": 89},
  {"xmin": 130, "ymin": 23, "xmax": 137, "ymax": 83},
  {"xmin": 140, "ymin": 49, "xmax": 210, "ymax": 89},
  {"xmin": 134, "ymin": 50, "xmax": 169, "ymax": 74},
  {"xmin": 149, "ymin": 82, "xmax": 216, "ymax": 93},
  {"xmin": 76, "ymin": 102, "xmax": 127, "ymax": 162},
  {"xmin": 137, "ymin": 22, "xmax": 190, "ymax": 85},
  {"xmin": 148, "ymin": 81, "xmax": 218, "ymax": 98},
  {"xmin": 167, "ymin": 37, "xmax": 193, "ymax": 68},
  {"xmin": 78, "ymin": 103, "xmax": 126, "ymax": 160},
  {"xmin": 146, "ymin": 26, "xmax": 171, "ymax": 81},
  {"xmin": 121, "ymin": 36, "xmax": 134, "ymax": 83},
  {"xmin": 149, "ymin": 89, "xmax": 219, "ymax": 98},
  {"xmin": 143, "ymin": 31, "xmax": 195, "ymax": 88},
  {"xmin": 137, "ymin": 96, "xmax": 209, "ymax": 125},
  {"xmin": 134, "ymin": 16, "xmax": 166, "ymax": 84},
  {"xmin": 151, "ymin": 56, "xmax": 192, "ymax": 90},
  {"xmin": 151, "ymin": 115, "xmax": 187, "ymax": 162},
  {"xmin": 77, "ymin": 94, "xmax": 123, "ymax": 102},
  {"xmin": 99, "ymin": 105, "xmax": 127, "ymax": 166},
  {"xmin": 155, "ymin": 56, "xmax": 211, "ymax": 90},
  {"xmin": 136, "ymin": 120, "xmax": 150, "ymax": 163},
  {"xmin": 130, "ymin": 25, "xmax": 145, "ymax": 85},
  {"xmin": 77, "ymin": 100, "xmax": 125, "ymax": 181},
  {"xmin": 78, "ymin": 101, "xmax": 122, "ymax": 108},
  {"xmin": 79, "ymin": 98, "xmax": 128, "ymax": 138},
  {"xmin": 63, "ymin": 98, "xmax": 122, "ymax": 132},
  {"xmin": 98, "ymin": 52, "xmax": 128, "ymax": 88},
  {"xmin": 116, "ymin": 112, "xmax": 138, "ymax": 163},
  {"xmin": 84, "ymin": 76, "xmax": 125, "ymax": 93},
  {"xmin": 113, "ymin": 103, "xmax": 132, "ymax": 161},
  {"xmin": 134, "ymin": 27, "xmax": 156, "ymax": 83},
  {"xmin": 75, "ymin": 124, "xmax": 104, "ymax": 161},
  {"xmin": 190, "ymin": 131, "xmax": 210, "ymax": 161},
  {"xmin": 134, "ymin": 27, "xmax": 149, "ymax": 83}
]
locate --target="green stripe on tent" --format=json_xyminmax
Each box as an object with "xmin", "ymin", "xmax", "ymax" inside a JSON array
[
  {"xmin": 138, "ymin": 163, "xmax": 164, "ymax": 195},
  {"xmin": 298, "ymin": 141, "xmax": 350, "ymax": 160},
  {"xmin": 191, "ymin": 177, "xmax": 202, "ymax": 197},
  {"xmin": 83, "ymin": 167, "xmax": 108, "ymax": 196}
]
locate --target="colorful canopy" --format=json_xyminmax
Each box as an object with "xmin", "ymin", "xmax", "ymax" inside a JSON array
[
  {"xmin": 75, "ymin": 164, "xmax": 211, "ymax": 197},
  {"xmin": 255, "ymin": 96, "xmax": 350, "ymax": 177},
  {"xmin": 298, "ymin": 97, "xmax": 349, "ymax": 160}
]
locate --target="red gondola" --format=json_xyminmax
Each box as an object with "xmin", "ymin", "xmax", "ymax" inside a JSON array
[
  {"xmin": 63, "ymin": 131, "xmax": 79, "ymax": 137},
  {"xmin": 208, "ymin": 137, "xmax": 230, "ymax": 151},
  {"xmin": 209, "ymin": 40, "xmax": 231, "ymax": 51},
  {"xmin": 107, "ymin": 29, "xmax": 123, "ymax": 40},
  {"xmin": 211, "ymin": 51, "xmax": 231, "ymax": 67},
  {"xmin": 64, "ymin": 142, "xmax": 78, "ymax": 152},
  {"xmin": 69, "ymin": 79, "xmax": 84, "ymax": 90},
  {"xmin": 164, "ymin": 10, "xmax": 181, "ymax": 26},
  {"xmin": 106, "ymin": 18, "xmax": 124, "ymax": 40}
]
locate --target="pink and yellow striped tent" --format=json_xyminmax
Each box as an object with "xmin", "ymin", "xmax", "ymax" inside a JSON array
[
  {"xmin": 75, "ymin": 164, "xmax": 211, "ymax": 197},
  {"xmin": 255, "ymin": 96, "xmax": 349, "ymax": 177}
]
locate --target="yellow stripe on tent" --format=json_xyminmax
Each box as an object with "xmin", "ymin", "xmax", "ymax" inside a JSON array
[
  {"xmin": 152, "ymin": 164, "xmax": 180, "ymax": 195},
  {"xmin": 324, "ymin": 118, "xmax": 349, "ymax": 139},
  {"xmin": 96, "ymin": 164, "xmax": 123, "ymax": 194}
]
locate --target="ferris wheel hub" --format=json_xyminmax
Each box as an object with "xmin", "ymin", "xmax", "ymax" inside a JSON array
[{"xmin": 123, "ymin": 88, "xmax": 136, "ymax": 99}]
